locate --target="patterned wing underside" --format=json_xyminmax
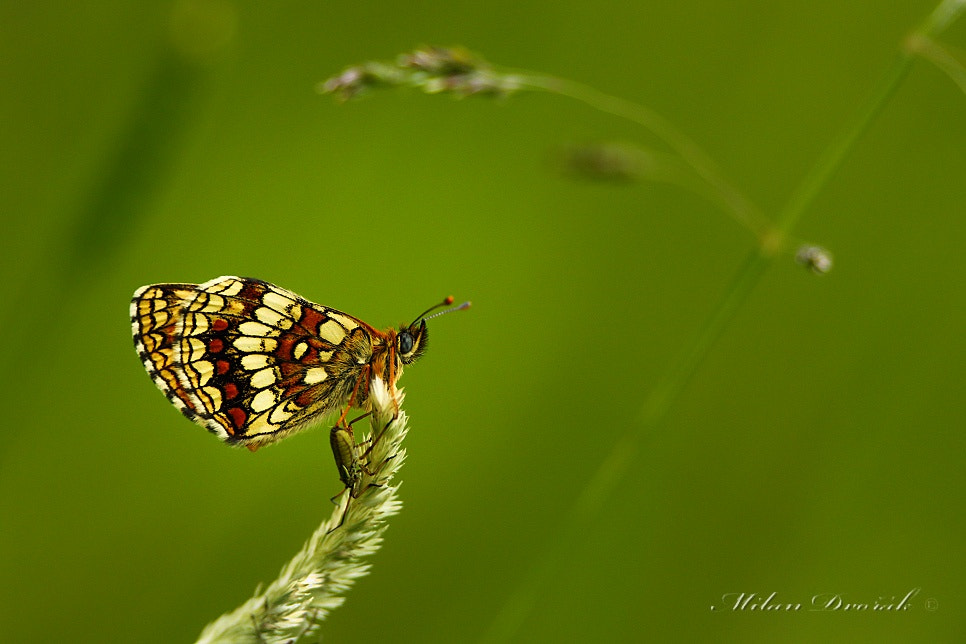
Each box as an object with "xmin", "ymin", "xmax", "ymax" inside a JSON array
[
  {"xmin": 131, "ymin": 283, "xmax": 203, "ymax": 419},
  {"xmin": 132, "ymin": 276, "xmax": 373, "ymax": 447}
]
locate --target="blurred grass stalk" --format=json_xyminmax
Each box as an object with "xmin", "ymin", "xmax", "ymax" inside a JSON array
[
  {"xmin": 60, "ymin": 0, "xmax": 235, "ymax": 283},
  {"xmin": 196, "ymin": 380, "xmax": 409, "ymax": 644},
  {"xmin": 0, "ymin": 0, "xmax": 233, "ymax": 382},
  {"xmin": 489, "ymin": 2, "xmax": 966, "ymax": 640},
  {"xmin": 320, "ymin": 1, "xmax": 966, "ymax": 641}
]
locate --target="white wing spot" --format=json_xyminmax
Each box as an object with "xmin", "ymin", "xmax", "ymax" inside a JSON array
[
  {"xmin": 251, "ymin": 389, "xmax": 278, "ymax": 413},
  {"xmin": 180, "ymin": 337, "xmax": 206, "ymax": 361},
  {"xmin": 239, "ymin": 320, "xmax": 274, "ymax": 337},
  {"xmin": 317, "ymin": 319, "xmax": 347, "ymax": 344},
  {"xmin": 189, "ymin": 293, "xmax": 224, "ymax": 313},
  {"xmin": 183, "ymin": 312, "xmax": 209, "ymax": 335},
  {"xmin": 255, "ymin": 306, "xmax": 290, "ymax": 329},
  {"xmin": 151, "ymin": 310, "xmax": 171, "ymax": 329},
  {"xmin": 269, "ymin": 404, "xmax": 293, "ymax": 425},
  {"xmin": 189, "ymin": 360, "xmax": 214, "ymax": 387},
  {"xmin": 201, "ymin": 385, "xmax": 223, "ymax": 411},
  {"xmin": 233, "ymin": 336, "xmax": 278, "ymax": 353},
  {"xmin": 250, "ymin": 367, "xmax": 277, "ymax": 389},
  {"xmin": 241, "ymin": 354, "xmax": 271, "ymax": 370},
  {"xmin": 201, "ymin": 276, "xmax": 244, "ymax": 296},
  {"xmin": 263, "ymin": 291, "xmax": 299, "ymax": 316},
  {"xmin": 327, "ymin": 312, "xmax": 360, "ymax": 331}
]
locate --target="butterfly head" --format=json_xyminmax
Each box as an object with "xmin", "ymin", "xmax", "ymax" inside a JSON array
[{"xmin": 397, "ymin": 296, "xmax": 471, "ymax": 365}]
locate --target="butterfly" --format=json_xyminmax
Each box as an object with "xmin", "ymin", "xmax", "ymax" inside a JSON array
[{"xmin": 131, "ymin": 276, "xmax": 468, "ymax": 451}]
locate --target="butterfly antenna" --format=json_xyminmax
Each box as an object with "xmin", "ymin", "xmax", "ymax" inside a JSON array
[{"xmin": 410, "ymin": 296, "xmax": 472, "ymax": 326}]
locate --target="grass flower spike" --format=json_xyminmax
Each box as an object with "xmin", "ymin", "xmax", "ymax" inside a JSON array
[{"xmin": 196, "ymin": 377, "xmax": 409, "ymax": 644}]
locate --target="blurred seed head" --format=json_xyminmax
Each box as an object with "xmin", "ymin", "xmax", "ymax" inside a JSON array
[
  {"xmin": 318, "ymin": 62, "xmax": 405, "ymax": 101},
  {"xmin": 795, "ymin": 245, "xmax": 834, "ymax": 274},
  {"xmin": 320, "ymin": 45, "xmax": 521, "ymax": 101},
  {"xmin": 398, "ymin": 45, "xmax": 480, "ymax": 76},
  {"xmin": 559, "ymin": 142, "xmax": 648, "ymax": 182},
  {"xmin": 557, "ymin": 141, "xmax": 688, "ymax": 186}
]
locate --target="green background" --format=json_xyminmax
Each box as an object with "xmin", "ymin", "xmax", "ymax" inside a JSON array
[{"xmin": 2, "ymin": 1, "xmax": 964, "ymax": 642}]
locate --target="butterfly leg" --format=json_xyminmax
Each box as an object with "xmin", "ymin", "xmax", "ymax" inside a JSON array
[{"xmin": 335, "ymin": 363, "xmax": 372, "ymax": 428}]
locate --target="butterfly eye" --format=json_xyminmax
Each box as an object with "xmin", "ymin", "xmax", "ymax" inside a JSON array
[{"xmin": 398, "ymin": 331, "xmax": 414, "ymax": 355}]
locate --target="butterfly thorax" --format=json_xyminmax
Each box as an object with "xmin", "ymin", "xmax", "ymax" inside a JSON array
[{"xmin": 341, "ymin": 326, "xmax": 403, "ymax": 413}]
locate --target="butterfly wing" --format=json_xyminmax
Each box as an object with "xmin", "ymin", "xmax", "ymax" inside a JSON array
[
  {"xmin": 131, "ymin": 282, "xmax": 204, "ymax": 420},
  {"xmin": 132, "ymin": 276, "xmax": 377, "ymax": 448}
]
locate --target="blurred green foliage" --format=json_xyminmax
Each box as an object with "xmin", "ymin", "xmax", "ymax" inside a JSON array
[{"xmin": 1, "ymin": 1, "xmax": 964, "ymax": 642}]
